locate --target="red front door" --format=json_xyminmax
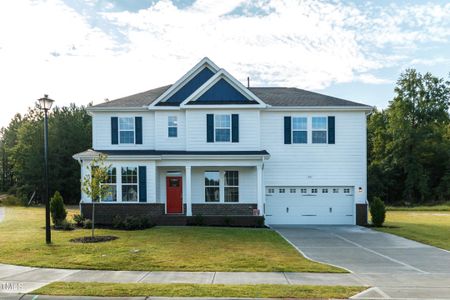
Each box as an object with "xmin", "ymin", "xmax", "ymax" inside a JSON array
[{"xmin": 166, "ymin": 176, "xmax": 183, "ymax": 214}]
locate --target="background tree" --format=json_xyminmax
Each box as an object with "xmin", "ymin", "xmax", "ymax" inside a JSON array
[
  {"xmin": 81, "ymin": 154, "xmax": 110, "ymax": 237},
  {"xmin": 368, "ymin": 69, "xmax": 450, "ymax": 204}
]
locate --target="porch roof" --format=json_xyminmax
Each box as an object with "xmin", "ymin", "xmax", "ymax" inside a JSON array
[{"xmin": 73, "ymin": 149, "xmax": 270, "ymax": 160}]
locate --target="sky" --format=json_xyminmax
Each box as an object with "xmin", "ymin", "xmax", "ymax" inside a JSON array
[{"xmin": 0, "ymin": 0, "xmax": 449, "ymax": 128}]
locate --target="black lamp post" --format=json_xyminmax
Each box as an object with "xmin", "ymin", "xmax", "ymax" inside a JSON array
[{"xmin": 38, "ymin": 94, "xmax": 54, "ymax": 244}]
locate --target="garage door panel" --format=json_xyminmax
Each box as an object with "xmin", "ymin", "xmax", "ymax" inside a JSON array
[{"xmin": 265, "ymin": 186, "xmax": 354, "ymax": 225}]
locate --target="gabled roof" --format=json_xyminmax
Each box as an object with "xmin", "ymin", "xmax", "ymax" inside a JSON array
[
  {"xmin": 92, "ymin": 85, "xmax": 371, "ymax": 108},
  {"xmin": 90, "ymin": 57, "xmax": 372, "ymax": 110}
]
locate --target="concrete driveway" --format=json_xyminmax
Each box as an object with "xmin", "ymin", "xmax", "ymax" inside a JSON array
[{"xmin": 274, "ymin": 225, "xmax": 450, "ymax": 299}]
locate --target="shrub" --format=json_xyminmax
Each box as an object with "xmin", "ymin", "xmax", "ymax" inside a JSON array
[
  {"xmin": 0, "ymin": 195, "xmax": 23, "ymax": 206},
  {"xmin": 83, "ymin": 219, "xmax": 92, "ymax": 229},
  {"xmin": 112, "ymin": 215, "xmax": 124, "ymax": 229},
  {"xmin": 73, "ymin": 214, "xmax": 85, "ymax": 227},
  {"xmin": 55, "ymin": 219, "xmax": 74, "ymax": 231},
  {"xmin": 50, "ymin": 191, "xmax": 67, "ymax": 226},
  {"xmin": 123, "ymin": 215, "xmax": 144, "ymax": 230},
  {"xmin": 139, "ymin": 216, "xmax": 153, "ymax": 229},
  {"xmin": 370, "ymin": 197, "xmax": 386, "ymax": 227},
  {"xmin": 193, "ymin": 214, "xmax": 204, "ymax": 226},
  {"xmin": 223, "ymin": 216, "xmax": 232, "ymax": 227}
]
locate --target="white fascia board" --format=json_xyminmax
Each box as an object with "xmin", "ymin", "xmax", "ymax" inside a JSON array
[
  {"xmin": 179, "ymin": 69, "xmax": 267, "ymax": 107},
  {"xmin": 265, "ymin": 106, "xmax": 374, "ymax": 112},
  {"xmin": 74, "ymin": 154, "xmax": 162, "ymax": 161},
  {"xmin": 148, "ymin": 106, "xmax": 181, "ymax": 111},
  {"xmin": 149, "ymin": 57, "xmax": 220, "ymax": 108},
  {"xmin": 181, "ymin": 104, "xmax": 265, "ymax": 109},
  {"xmin": 160, "ymin": 154, "xmax": 270, "ymax": 160}
]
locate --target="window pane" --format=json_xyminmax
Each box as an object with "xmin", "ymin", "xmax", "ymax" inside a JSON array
[
  {"xmin": 225, "ymin": 187, "xmax": 239, "ymax": 202},
  {"xmin": 168, "ymin": 127, "xmax": 177, "ymax": 137},
  {"xmin": 103, "ymin": 185, "xmax": 117, "ymax": 202},
  {"xmin": 205, "ymin": 187, "xmax": 220, "ymax": 202},
  {"xmin": 293, "ymin": 131, "xmax": 307, "ymax": 143},
  {"xmin": 205, "ymin": 171, "xmax": 220, "ymax": 186},
  {"xmin": 120, "ymin": 131, "xmax": 134, "ymax": 144},
  {"xmin": 215, "ymin": 115, "xmax": 230, "ymax": 127},
  {"xmin": 312, "ymin": 131, "xmax": 327, "ymax": 143},
  {"xmin": 119, "ymin": 117, "xmax": 134, "ymax": 130},
  {"xmin": 312, "ymin": 117, "xmax": 327, "ymax": 129},
  {"xmin": 107, "ymin": 168, "xmax": 116, "ymax": 183},
  {"xmin": 225, "ymin": 171, "xmax": 238, "ymax": 186},
  {"xmin": 292, "ymin": 117, "xmax": 307, "ymax": 130},
  {"xmin": 168, "ymin": 116, "xmax": 177, "ymax": 127},
  {"xmin": 122, "ymin": 167, "xmax": 137, "ymax": 183},
  {"xmin": 122, "ymin": 185, "xmax": 138, "ymax": 201},
  {"xmin": 215, "ymin": 128, "xmax": 230, "ymax": 142}
]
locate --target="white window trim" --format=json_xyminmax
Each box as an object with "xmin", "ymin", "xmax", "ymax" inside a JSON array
[
  {"xmin": 100, "ymin": 167, "xmax": 117, "ymax": 202},
  {"xmin": 224, "ymin": 170, "xmax": 239, "ymax": 203},
  {"xmin": 120, "ymin": 166, "xmax": 139, "ymax": 202},
  {"xmin": 118, "ymin": 117, "xmax": 135, "ymax": 145},
  {"xmin": 291, "ymin": 116, "xmax": 308, "ymax": 144},
  {"xmin": 204, "ymin": 170, "xmax": 239, "ymax": 203},
  {"xmin": 214, "ymin": 114, "xmax": 232, "ymax": 143},
  {"xmin": 312, "ymin": 116, "xmax": 328, "ymax": 144},
  {"xmin": 168, "ymin": 116, "xmax": 178, "ymax": 138}
]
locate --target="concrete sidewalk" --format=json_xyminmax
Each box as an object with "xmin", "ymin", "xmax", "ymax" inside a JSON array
[{"xmin": 0, "ymin": 263, "xmax": 365, "ymax": 295}]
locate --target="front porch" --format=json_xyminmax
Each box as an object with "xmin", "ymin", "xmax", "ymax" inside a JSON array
[{"xmin": 77, "ymin": 151, "xmax": 268, "ymax": 225}]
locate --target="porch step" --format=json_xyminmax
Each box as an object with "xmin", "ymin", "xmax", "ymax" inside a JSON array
[{"xmin": 156, "ymin": 215, "xmax": 188, "ymax": 226}]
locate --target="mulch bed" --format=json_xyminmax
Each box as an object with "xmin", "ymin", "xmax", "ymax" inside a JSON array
[{"xmin": 70, "ymin": 236, "xmax": 118, "ymax": 243}]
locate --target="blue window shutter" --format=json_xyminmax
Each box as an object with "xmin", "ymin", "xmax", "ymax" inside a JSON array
[
  {"xmin": 328, "ymin": 116, "xmax": 335, "ymax": 144},
  {"xmin": 135, "ymin": 117, "xmax": 143, "ymax": 144},
  {"xmin": 284, "ymin": 116, "xmax": 291, "ymax": 144},
  {"xmin": 232, "ymin": 114, "xmax": 239, "ymax": 143},
  {"xmin": 111, "ymin": 117, "xmax": 118, "ymax": 144},
  {"xmin": 139, "ymin": 166, "xmax": 147, "ymax": 202},
  {"xmin": 207, "ymin": 114, "xmax": 214, "ymax": 143}
]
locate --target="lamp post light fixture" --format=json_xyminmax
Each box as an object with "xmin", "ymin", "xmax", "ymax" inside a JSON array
[{"xmin": 38, "ymin": 94, "xmax": 55, "ymax": 244}]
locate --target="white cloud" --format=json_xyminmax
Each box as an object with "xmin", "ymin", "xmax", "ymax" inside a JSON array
[{"xmin": 0, "ymin": 0, "xmax": 449, "ymax": 127}]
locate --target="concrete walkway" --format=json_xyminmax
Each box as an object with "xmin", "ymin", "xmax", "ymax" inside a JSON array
[{"xmin": 274, "ymin": 225, "xmax": 450, "ymax": 299}]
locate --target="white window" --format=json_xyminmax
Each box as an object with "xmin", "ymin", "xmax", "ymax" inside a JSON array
[
  {"xmin": 214, "ymin": 114, "xmax": 231, "ymax": 142},
  {"xmin": 344, "ymin": 188, "xmax": 350, "ymax": 194},
  {"xmin": 312, "ymin": 117, "xmax": 327, "ymax": 144},
  {"xmin": 168, "ymin": 116, "xmax": 178, "ymax": 137},
  {"xmin": 279, "ymin": 188, "xmax": 285, "ymax": 193},
  {"xmin": 268, "ymin": 188, "xmax": 275, "ymax": 194},
  {"xmin": 224, "ymin": 171, "xmax": 239, "ymax": 202},
  {"xmin": 311, "ymin": 188, "xmax": 318, "ymax": 193},
  {"xmin": 101, "ymin": 168, "xmax": 117, "ymax": 202},
  {"xmin": 300, "ymin": 188, "xmax": 307, "ymax": 193},
  {"xmin": 119, "ymin": 117, "xmax": 135, "ymax": 144},
  {"xmin": 292, "ymin": 117, "xmax": 307, "ymax": 143},
  {"xmin": 205, "ymin": 171, "xmax": 220, "ymax": 202},
  {"xmin": 333, "ymin": 188, "xmax": 339, "ymax": 193},
  {"xmin": 322, "ymin": 188, "xmax": 328, "ymax": 193},
  {"xmin": 121, "ymin": 167, "xmax": 138, "ymax": 202},
  {"xmin": 290, "ymin": 188, "xmax": 296, "ymax": 193}
]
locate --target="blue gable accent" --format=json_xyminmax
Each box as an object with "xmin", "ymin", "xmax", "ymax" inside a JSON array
[
  {"xmin": 196, "ymin": 78, "xmax": 249, "ymax": 102},
  {"xmin": 166, "ymin": 67, "xmax": 215, "ymax": 103}
]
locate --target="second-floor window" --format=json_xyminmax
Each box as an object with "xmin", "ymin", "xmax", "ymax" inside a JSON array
[
  {"xmin": 119, "ymin": 117, "xmax": 135, "ymax": 144},
  {"xmin": 168, "ymin": 116, "xmax": 178, "ymax": 137},
  {"xmin": 312, "ymin": 117, "xmax": 327, "ymax": 144},
  {"xmin": 215, "ymin": 114, "xmax": 231, "ymax": 142},
  {"xmin": 292, "ymin": 117, "xmax": 307, "ymax": 143}
]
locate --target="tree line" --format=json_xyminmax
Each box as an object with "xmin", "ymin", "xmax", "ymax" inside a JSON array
[
  {"xmin": 0, "ymin": 104, "xmax": 91, "ymax": 204},
  {"xmin": 0, "ymin": 69, "xmax": 449, "ymax": 206}
]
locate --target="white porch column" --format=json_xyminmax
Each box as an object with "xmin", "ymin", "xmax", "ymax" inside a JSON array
[
  {"xmin": 256, "ymin": 164, "xmax": 264, "ymax": 215},
  {"xmin": 149, "ymin": 162, "xmax": 157, "ymax": 203},
  {"xmin": 186, "ymin": 165, "xmax": 192, "ymax": 216}
]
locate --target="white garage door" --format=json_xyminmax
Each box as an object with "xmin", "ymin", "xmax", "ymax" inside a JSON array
[{"xmin": 265, "ymin": 187, "xmax": 354, "ymax": 225}]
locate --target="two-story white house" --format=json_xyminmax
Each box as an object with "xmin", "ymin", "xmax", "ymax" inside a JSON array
[{"xmin": 73, "ymin": 57, "xmax": 372, "ymax": 226}]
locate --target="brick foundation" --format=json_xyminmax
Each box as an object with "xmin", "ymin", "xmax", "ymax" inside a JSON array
[
  {"xmin": 80, "ymin": 203, "xmax": 165, "ymax": 225},
  {"xmin": 356, "ymin": 203, "xmax": 368, "ymax": 226},
  {"xmin": 191, "ymin": 203, "xmax": 257, "ymax": 216}
]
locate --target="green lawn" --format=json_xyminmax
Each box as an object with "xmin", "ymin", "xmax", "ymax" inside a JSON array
[
  {"xmin": 375, "ymin": 210, "xmax": 450, "ymax": 250},
  {"xmin": 387, "ymin": 202, "xmax": 450, "ymax": 211},
  {"xmin": 33, "ymin": 282, "xmax": 365, "ymax": 299},
  {"xmin": 0, "ymin": 207, "xmax": 343, "ymax": 272}
]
